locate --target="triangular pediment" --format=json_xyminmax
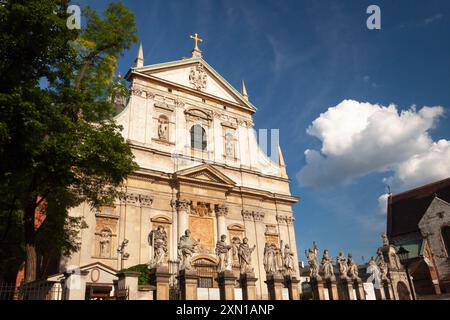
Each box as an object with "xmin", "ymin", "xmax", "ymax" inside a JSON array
[
  {"xmin": 129, "ymin": 57, "xmax": 256, "ymax": 112},
  {"xmin": 175, "ymin": 164, "xmax": 236, "ymax": 187}
]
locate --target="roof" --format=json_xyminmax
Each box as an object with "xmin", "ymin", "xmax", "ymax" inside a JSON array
[
  {"xmin": 387, "ymin": 177, "xmax": 450, "ymax": 238},
  {"xmin": 395, "ymin": 239, "xmax": 425, "ymax": 259}
]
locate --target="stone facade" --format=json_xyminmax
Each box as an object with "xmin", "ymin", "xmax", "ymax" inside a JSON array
[
  {"xmin": 418, "ymin": 197, "xmax": 450, "ymax": 292},
  {"xmin": 62, "ymin": 40, "xmax": 299, "ymax": 300}
]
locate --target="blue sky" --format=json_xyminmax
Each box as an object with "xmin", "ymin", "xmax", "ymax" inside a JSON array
[{"xmin": 76, "ymin": 0, "xmax": 450, "ymax": 264}]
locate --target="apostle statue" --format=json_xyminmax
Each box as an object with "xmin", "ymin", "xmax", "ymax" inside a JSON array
[
  {"xmin": 336, "ymin": 252, "xmax": 348, "ymax": 278},
  {"xmin": 376, "ymin": 248, "xmax": 389, "ymax": 281},
  {"xmin": 321, "ymin": 249, "xmax": 334, "ymax": 279},
  {"xmin": 263, "ymin": 243, "xmax": 278, "ymax": 275},
  {"xmin": 347, "ymin": 252, "xmax": 360, "ymax": 280},
  {"xmin": 238, "ymin": 237, "xmax": 256, "ymax": 274},
  {"xmin": 178, "ymin": 229, "xmax": 198, "ymax": 271},
  {"xmin": 367, "ymin": 256, "xmax": 382, "ymax": 288},
  {"xmin": 305, "ymin": 242, "xmax": 321, "ymax": 280},
  {"xmin": 215, "ymin": 234, "xmax": 232, "ymax": 272},
  {"xmin": 148, "ymin": 225, "xmax": 168, "ymax": 268},
  {"xmin": 282, "ymin": 244, "xmax": 296, "ymax": 275}
]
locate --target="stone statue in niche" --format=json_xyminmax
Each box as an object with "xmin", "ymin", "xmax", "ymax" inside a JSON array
[
  {"xmin": 347, "ymin": 252, "xmax": 360, "ymax": 280},
  {"xmin": 99, "ymin": 229, "xmax": 111, "ymax": 258},
  {"xmin": 321, "ymin": 249, "xmax": 334, "ymax": 279},
  {"xmin": 178, "ymin": 229, "xmax": 198, "ymax": 271},
  {"xmin": 263, "ymin": 242, "xmax": 278, "ymax": 275},
  {"xmin": 336, "ymin": 252, "xmax": 348, "ymax": 278},
  {"xmin": 231, "ymin": 236, "xmax": 241, "ymax": 266},
  {"xmin": 282, "ymin": 243, "xmax": 296, "ymax": 275},
  {"xmin": 305, "ymin": 242, "xmax": 321, "ymax": 280},
  {"xmin": 225, "ymin": 133, "xmax": 234, "ymax": 157},
  {"xmin": 158, "ymin": 116, "xmax": 169, "ymax": 141},
  {"xmin": 148, "ymin": 225, "xmax": 168, "ymax": 268},
  {"xmin": 215, "ymin": 234, "xmax": 232, "ymax": 272},
  {"xmin": 238, "ymin": 237, "xmax": 256, "ymax": 274}
]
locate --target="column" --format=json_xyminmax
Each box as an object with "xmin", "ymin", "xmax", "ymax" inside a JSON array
[
  {"xmin": 172, "ymin": 199, "xmax": 191, "ymax": 240},
  {"xmin": 354, "ymin": 278, "xmax": 366, "ymax": 300},
  {"xmin": 215, "ymin": 204, "xmax": 228, "ymax": 239}
]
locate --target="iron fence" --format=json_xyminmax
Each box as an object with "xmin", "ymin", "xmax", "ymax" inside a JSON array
[{"xmin": 0, "ymin": 282, "xmax": 65, "ymax": 300}]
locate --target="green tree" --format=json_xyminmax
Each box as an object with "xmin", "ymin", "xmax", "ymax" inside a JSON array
[{"xmin": 0, "ymin": 0, "xmax": 138, "ymax": 282}]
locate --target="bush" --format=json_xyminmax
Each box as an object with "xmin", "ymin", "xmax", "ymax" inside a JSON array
[{"xmin": 121, "ymin": 264, "xmax": 152, "ymax": 285}]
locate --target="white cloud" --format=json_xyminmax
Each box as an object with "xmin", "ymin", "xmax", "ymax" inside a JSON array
[
  {"xmin": 297, "ymin": 99, "xmax": 446, "ymax": 188},
  {"xmin": 383, "ymin": 139, "xmax": 450, "ymax": 190},
  {"xmin": 424, "ymin": 13, "xmax": 443, "ymax": 25},
  {"xmin": 377, "ymin": 193, "xmax": 389, "ymax": 215}
]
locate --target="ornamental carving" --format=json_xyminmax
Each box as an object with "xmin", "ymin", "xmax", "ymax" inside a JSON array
[
  {"xmin": 215, "ymin": 204, "xmax": 228, "ymax": 217},
  {"xmin": 171, "ymin": 199, "xmax": 192, "ymax": 211},
  {"xmin": 130, "ymin": 85, "xmax": 154, "ymax": 99},
  {"xmin": 191, "ymin": 202, "xmax": 213, "ymax": 217},
  {"xmin": 253, "ymin": 211, "xmax": 265, "ymax": 222},
  {"xmin": 124, "ymin": 193, "xmax": 140, "ymax": 205},
  {"xmin": 140, "ymin": 195, "xmax": 154, "ymax": 208},
  {"xmin": 189, "ymin": 63, "xmax": 207, "ymax": 90},
  {"xmin": 242, "ymin": 210, "xmax": 253, "ymax": 221},
  {"xmin": 122, "ymin": 193, "xmax": 153, "ymax": 207}
]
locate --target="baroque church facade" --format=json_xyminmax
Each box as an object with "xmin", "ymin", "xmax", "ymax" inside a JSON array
[{"xmin": 63, "ymin": 35, "xmax": 299, "ymax": 300}]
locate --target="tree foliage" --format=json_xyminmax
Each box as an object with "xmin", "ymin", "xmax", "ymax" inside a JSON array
[{"xmin": 0, "ymin": 0, "xmax": 138, "ymax": 282}]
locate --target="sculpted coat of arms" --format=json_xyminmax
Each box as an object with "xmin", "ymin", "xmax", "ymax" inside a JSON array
[{"xmin": 189, "ymin": 63, "xmax": 207, "ymax": 90}]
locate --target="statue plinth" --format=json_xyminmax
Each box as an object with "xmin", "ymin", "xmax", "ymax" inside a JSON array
[
  {"xmin": 323, "ymin": 275, "xmax": 339, "ymax": 300},
  {"xmin": 284, "ymin": 275, "xmax": 300, "ymax": 300},
  {"xmin": 265, "ymin": 272, "xmax": 285, "ymax": 300},
  {"xmin": 310, "ymin": 276, "xmax": 325, "ymax": 300},
  {"xmin": 217, "ymin": 270, "xmax": 237, "ymax": 300},
  {"xmin": 240, "ymin": 272, "xmax": 258, "ymax": 300},
  {"xmin": 352, "ymin": 277, "xmax": 366, "ymax": 300},
  {"xmin": 177, "ymin": 269, "xmax": 199, "ymax": 300},
  {"xmin": 149, "ymin": 266, "xmax": 171, "ymax": 300}
]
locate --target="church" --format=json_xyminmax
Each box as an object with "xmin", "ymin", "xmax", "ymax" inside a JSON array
[{"xmin": 60, "ymin": 34, "xmax": 300, "ymax": 300}]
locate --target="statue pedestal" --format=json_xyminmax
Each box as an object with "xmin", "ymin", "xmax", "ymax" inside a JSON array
[
  {"xmin": 217, "ymin": 270, "xmax": 237, "ymax": 300},
  {"xmin": 382, "ymin": 279, "xmax": 394, "ymax": 300},
  {"xmin": 265, "ymin": 273, "xmax": 285, "ymax": 300},
  {"xmin": 339, "ymin": 277, "xmax": 355, "ymax": 300},
  {"xmin": 177, "ymin": 269, "xmax": 199, "ymax": 300},
  {"xmin": 240, "ymin": 272, "xmax": 258, "ymax": 300},
  {"xmin": 324, "ymin": 276, "xmax": 339, "ymax": 300},
  {"xmin": 310, "ymin": 277, "xmax": 325, "ymax": 300},
  {"xmin": 150, "ymin": 266, "xmax": 171, "ymax": 300},
  {"xmin": 353, "ymin": 278, "xmax": 366, "ymax": 300},
  {"xmin": 285, "ymin": 275, "xmax": 301, "ymax": 300}
]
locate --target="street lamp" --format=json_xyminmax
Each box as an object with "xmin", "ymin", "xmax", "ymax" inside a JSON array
[
  {"xmin": 397, "ymin": 246, "xmax": 416, "ymax": 300},
  {"xmin": 117, "ymin": 239, "xmax": 130, "ymax": 270}
]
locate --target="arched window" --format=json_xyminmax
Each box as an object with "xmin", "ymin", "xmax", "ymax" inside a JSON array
[
  {"xmin": 190, "ymin": 125, "xmax": 207, "ymax": 151},
  {"xmin": 442, "ymin": 226, "xmax": 450, "ymax": 257}
]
